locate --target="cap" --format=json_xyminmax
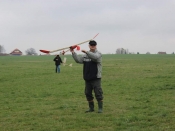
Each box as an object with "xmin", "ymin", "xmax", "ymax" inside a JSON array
[{"xmin": 89, "ymin": 40, "xmax": 97, "ymax": 46}]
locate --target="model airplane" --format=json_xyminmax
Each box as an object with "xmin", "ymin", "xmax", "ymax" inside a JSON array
[{"xmin": 39, "ymin": 33, "xmax": 99, "ymax": 55}]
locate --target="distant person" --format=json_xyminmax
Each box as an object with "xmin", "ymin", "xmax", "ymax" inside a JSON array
[
  {"xmin": 70, "ymin": 40, "xmax": 103, "ymax": 113},
  {"xmin": 53, "ymin": 55, "xmax": 63, "ymax": 73}
]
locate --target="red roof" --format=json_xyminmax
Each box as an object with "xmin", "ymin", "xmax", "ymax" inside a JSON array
[{"xmin": 10, "ymin": 48, "xmax": 23, "ymax": 55}]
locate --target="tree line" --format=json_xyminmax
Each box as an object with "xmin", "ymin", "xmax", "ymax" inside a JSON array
[
  {"xmin": 0, "ymin": 45, "xmax": 5, "ymax": 53},
  {"xmin": 0, "ymin": 45, "xmax": 37, "ymax": 55}
]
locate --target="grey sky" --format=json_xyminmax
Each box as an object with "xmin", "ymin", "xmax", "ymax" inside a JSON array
[{"xmin": 0, "ymin": 0, "xmax": 175, "ymax": 54}]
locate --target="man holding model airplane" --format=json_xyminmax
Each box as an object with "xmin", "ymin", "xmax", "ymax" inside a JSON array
[
  {"xmin": 70, "ymin": 40, "xmax": 104, "ymax": 113},
  {"xmin": 39, "ymin": 34, "xmax": 103, "ymax": 112}
]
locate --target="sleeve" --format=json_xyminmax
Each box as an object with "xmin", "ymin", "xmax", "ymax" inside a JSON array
[
  {"xmin": 86, "ymin": 51, "xmax": 102, "ymax": 62},
  {"xmin": 72, "ymin": 52, "xmax": 84, "ymax": 64},
  {"xmin": 53, "ymin": 57, "xmax": 56, "ymax": 61}
]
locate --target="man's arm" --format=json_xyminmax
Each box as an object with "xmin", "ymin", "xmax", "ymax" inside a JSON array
[
  {"xmin": 70, "ymin": 49, "xmax": 84, "ymax": 64},
  {"xmin": 81, "ymin": 49, "xmax": 101, "ymax": 62},
  {"xmin": 82, "ymin": 50, "xmax": 101, "ymax": 63},
  {"xmin": 53, "ymin": 57, "xmax": 56, "ymax": 61},
  {"xmin": 86, "ymin": 51, "xmax": 101, "ymax": 60}
]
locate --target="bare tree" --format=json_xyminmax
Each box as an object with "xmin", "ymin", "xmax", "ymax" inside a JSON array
[
  {"xmin": 0, "ymin": 45, "xmax": 5, "ymax": 53},
  {"xmin": 116, "ymin": 48, "xmax": 121, "ymax": 54},
  {"xmin": 25, "ymin": 48, "xmax": 38, "ymax": 55}
]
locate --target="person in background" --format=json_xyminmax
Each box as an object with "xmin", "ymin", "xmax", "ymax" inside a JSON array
[
  {"xmin": 70, "ymin": 40, "xmax": 103, "ymax": 113},
  {"xmin": 53, "ymin": 55, "xmax": 63, "ymax": 73}
]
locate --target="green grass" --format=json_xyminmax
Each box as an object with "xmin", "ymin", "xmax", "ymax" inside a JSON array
[{"xmin": 0, "ymin": 54, "xmax": 175, "ymax": 131}]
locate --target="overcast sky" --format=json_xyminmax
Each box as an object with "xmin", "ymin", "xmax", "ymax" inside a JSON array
[{"xmin": 0, "ymin": 0, "xmax": 175, "ymax": 54}]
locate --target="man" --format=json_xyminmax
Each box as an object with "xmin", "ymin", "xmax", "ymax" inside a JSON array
[
  {"xmin": 53, "ymin": 55, "xmax": 63, "ymax": 73},
  {"xmin": 70, "ymin": 40, "xmax": 103, "ymax": 113}
]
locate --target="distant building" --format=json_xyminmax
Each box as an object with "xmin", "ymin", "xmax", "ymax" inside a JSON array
[
  {"xmin": 10, "ymin": 49, "xmax": 23, "ymax": 56},
  {"xmin": 116, "ymin": 48, "xmax": 129, "ymax": 54},
  {"xmin": 157, "ymin": 52, "xmax": 166, "ymax": 54}
]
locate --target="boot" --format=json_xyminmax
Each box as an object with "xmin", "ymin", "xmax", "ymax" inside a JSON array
[
  {"xmin": 98, "ymin": 101, "xmax": 103, "ymax": 113},
  {"xmin": 85, "ymin": 101, "xmax": 94, "ymax": 113}
]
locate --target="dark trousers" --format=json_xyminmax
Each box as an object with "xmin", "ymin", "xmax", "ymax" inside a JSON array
[
  {"xmin": 55, "ymin": 65, "xmax": 60, "ymax": 73},
  {"xmin": 85, "ymin": 79, "xmax": 103, "ymax": 101}
]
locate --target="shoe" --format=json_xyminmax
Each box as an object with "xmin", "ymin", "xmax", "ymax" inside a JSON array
[{"xmin": 85, "ymin": 101, "xmax": 94, "ymax": 113}]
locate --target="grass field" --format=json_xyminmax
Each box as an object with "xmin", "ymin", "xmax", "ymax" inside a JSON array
[{"xmin": 0, "ymin": 54, "xmax": 175, "ymax": 131}]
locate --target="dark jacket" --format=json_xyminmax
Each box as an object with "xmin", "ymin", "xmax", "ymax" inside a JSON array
[
  {"xmin": 72, "ymin": 49, "xmax": 102, "ymax": 81},
  {"xmin": 53, "ymin": 56, "xmax": 62, "ymax": 65}
]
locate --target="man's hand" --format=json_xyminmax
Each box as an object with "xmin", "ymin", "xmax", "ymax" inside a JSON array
[
  {"xmin": 70, "ymin": 47, "xmax": 74, "ymax": 53},
  {"xmin": 81, "ymin": 50, "xmax": 87, "ymax": 54}
]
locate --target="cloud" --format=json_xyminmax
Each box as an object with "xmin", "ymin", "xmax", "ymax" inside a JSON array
[{"xmin": 0, "ymin": 0, "xmax": 175, "ymax": 54}]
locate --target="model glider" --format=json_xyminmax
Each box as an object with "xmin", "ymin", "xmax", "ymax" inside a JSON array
[{"xmin": 39, "ymin": 33, "xmax": 99, "ymax": 55}]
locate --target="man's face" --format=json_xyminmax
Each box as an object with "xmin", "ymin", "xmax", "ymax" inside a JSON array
[{"xmin": 89, "ymin": 44, "xmax": 97, "ymax": 51}]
